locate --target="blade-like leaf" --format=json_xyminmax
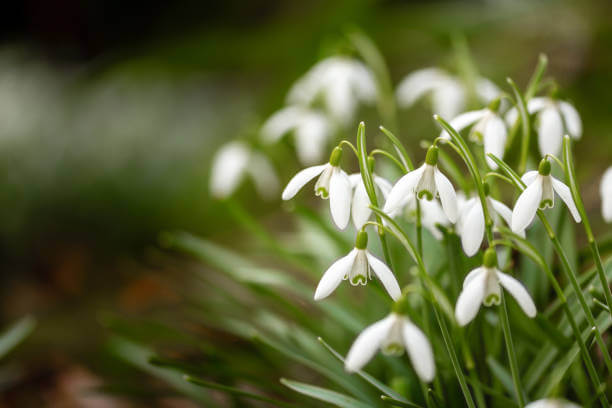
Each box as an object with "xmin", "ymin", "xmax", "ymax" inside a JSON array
[{"xmin": 281, "ymin": 378, "xmax": 374, "ymax": 408}]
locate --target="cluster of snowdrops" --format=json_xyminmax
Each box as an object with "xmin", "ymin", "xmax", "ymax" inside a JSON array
[{"xmin": 210, "ymin": 55, "xmax": 612, "ymax": 408}]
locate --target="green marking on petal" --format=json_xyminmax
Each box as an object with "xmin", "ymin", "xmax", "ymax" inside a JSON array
[
  {"xmin": 316, "ymin": 188, "xmax": 329, "ymax": 199},
  {"xmin": 417, "ymin": 190, "xmax": 434, "ymax": 201},
  {"xmin": 539, "ymin": 199, "xmax": 553, "ymax": 209},
  {"xmin": 350, "ymin": 274, "xmax": 367, "ymax": 286},
  {"xmin": 484, "ymin": 294, "xmax": 500, "ymax": 306},
  {"xmin": 382, "ymin": 343, "xmax": 404, "ymax": 356}
]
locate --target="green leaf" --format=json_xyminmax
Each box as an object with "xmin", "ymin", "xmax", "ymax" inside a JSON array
[
  {"xmin": 380, "ymin": 395, "xmax": 424, "ymax": 408},
  {"xmin": 0, "ymin": 315, "xmax": 36, "ymax": 360},
  {"xmin": 185, "ymin": 376, "xmax": 297, "ymax": 408},
  {"xmin": 281, "ymin": 378, "xmax": 373, "ymax": 408}
]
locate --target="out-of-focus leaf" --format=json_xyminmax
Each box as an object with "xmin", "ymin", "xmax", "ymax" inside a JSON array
[
  {"xmin": 0, "ymin": 316, "xmax": 36, "ymax": 360},
  {"xmin": 281, "ymin": 378, "xmax": 373, "ymax": 408},
  {"xmin": 380, "ymin": 395, "xmax": 424, "ymax": 408},
  {"xmin": 185, "ymin": 375, "xmax": 297, "ymax": 408}
]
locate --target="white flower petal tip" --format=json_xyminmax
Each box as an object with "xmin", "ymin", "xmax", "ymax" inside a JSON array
[
  {"xmin": 329, "ymin": 169, "xmax": 352, "ymax": 229},
  {"xmin": 366, "ymin": 252, "xmax": 401, "ymax": 301},
  {"xmin": 550, "ymin": 177, "xmax": 581, "ymax": 223},
  {"xmin": 601, "ymin": 167, "xmax": 612, "ymax": 223},
  {"xmin": 498, "ymin": 272, "xmax": 537, "ymax": 318},
  {"xmin": 511, "ymin": 176, "xmax": 543, "ymax": 232},
  {"xmin": 455, "ymin": 268, "xmax": 487, "ymax": 326},
  {"xmin": 460, "ymin": 200, "xmax": 485, "ymax": 256},
  {"xmin": 524, "ymin": 398, "xmax": 582, "ymax": 408},
  {"xmin": 345, "ymin": 314, "xmax": 435, "ymax": 382},
  {"xmin": 314, "ymin": 249, "xmax": 357, "ymax": 301},
  {"xmin": 433, "ymin": 169, "xmax": 458, "ymax": 223},
  {"xmin": 281, "ymin": 164, "xmax": 327, "ymax": 200},
  {"xmin": 210, "ymin": 142, "xmax": 279, "ymax": 200}
]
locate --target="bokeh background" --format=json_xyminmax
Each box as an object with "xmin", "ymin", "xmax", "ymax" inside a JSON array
[{"xmin": 0, "ymin": 0, "xmax": 610, "ymax": 406}]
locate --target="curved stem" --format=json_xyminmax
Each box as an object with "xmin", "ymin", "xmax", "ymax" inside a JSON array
[
  {"xmin": 379, "ymin": 126, "xmax": 414, "ymax": 171},
  {"xmin": 562, "ymin": 135, "xmax": 612, "ymax": 317},
  {"xmin": 370, "ymin": 149, "xmax": 408, "ymax": 173},
  {"xmin": 338, "ymin": 140, "xmax": 359, "ymax": 157}
]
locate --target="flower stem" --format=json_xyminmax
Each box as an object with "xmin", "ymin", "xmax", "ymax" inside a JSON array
[
  {"xmin": 372, "ymin": 209, "xmax": 477, "ymax": 408},
  {"xmin": 507, "ymin": 78, "xmax": 530, "ymax": 175},
  {"xmin": 498, "ymin": 293, "xmax": 526, "ymax": 407},
  {"xmin": 562, "ymin": 135, "xmax": 612, "ymax": 317}
]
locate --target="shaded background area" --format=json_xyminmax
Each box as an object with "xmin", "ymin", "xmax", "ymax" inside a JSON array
[{"xmin": 0, "ymin": 0, "xmax": 610, "ymax": 406}]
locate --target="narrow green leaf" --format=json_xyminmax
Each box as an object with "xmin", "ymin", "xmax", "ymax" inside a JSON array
[
  {"xmin": 0, "ymin": 315, "xmax": 36, "ymax": 360},
  {"xmin": 281, "ymin": 378, "xmax": 373, "ymax": 408},
  {"xmin": 380, "ymin": 395, "xmax": 424, "ymax": 408}
]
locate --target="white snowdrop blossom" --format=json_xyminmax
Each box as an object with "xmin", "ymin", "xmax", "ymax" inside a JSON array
[
  {"xmin": 601, "ymin": 166, "xmax": 612, "ymax": 223},
  {"xmin": 314, "ymin": 231, "xmax": 401, "ymax": 301},
  {"xmin": 506, "ymin": 97, "xmax": 582, "ymax": 156},
  {"xmin": 287, "ymin": 57, "xmax": 377, "ymax": 124},
  {"xmin": 349, "ymin": 172, "xmax": 392, "ymax": 229},
  {"xmin": 384, "ymin": 146, "xmax": 458, "ymax": 223},
  {"xmin": 455, "ymin": 248, "xmax": 536, "ymax": 326},
  {"xmin": 261, "ymin": 106, "xmax": 332, "ymax": 165},
  {"xmin": 396, "ymin": 67, "xmax": 501, "ymax": 119},
  {"xmin": 457, "ymin": 187, "xmax": 518, "ymax": 256},
  {"xmin": 511, "ymin": 159, "xmax": 581, "ymax": 233},
  {"xmin": 282, "ymin": 147, "xmax": 351, "ymax": 229},
  {"xmin": 440, "ymin": 99, "xmax": 507, "ymax": 169},
  {"xmin": 210, "ymin": 141, "xmax": 279, "ymax": 200},
  {"xmin": 525, "ymin": 399, "xmax": 581, "ymax": 408},
  {"xmin": 386, "ymin": 192, "xmax": 450, "ymax": 240},
  {"xmin": 345, "ymin": 297, "xmax": 435, "ymax": 382}
]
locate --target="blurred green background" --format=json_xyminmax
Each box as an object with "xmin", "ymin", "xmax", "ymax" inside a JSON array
[{"xmin": 0, "ymin": 0, "xmax": 610, "ymax": 406}]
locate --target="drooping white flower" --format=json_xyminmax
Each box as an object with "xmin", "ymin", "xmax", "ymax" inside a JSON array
[
  {"xmin": 505, "ymin": 96, "xmax": 582, "ymax": 156},
  {"xmin": 261, "ymin": 106, "xmax": 332, "ymax": 165},
  {"xmin": 396, "ymin": 67, "xmax": 501, "ymax": 119},
  {"xmin": 511, "ymin": 159, "xmax": 581, "ymax": 233},
  {"xmin": 314, "ymin": 231, "xmax": 401, "ymax": 301},
  {"xmin": 440, "ymin": 99, "xmax": 507, "ymax": 169},
  {"xmin": 349, "ymin": 172, "xmax": 392, "ymax": 229},
  {"xmin": 457, "ymin": 188, "xmax": 518, "ymax": 256},
  {"xmin": 524, "ymin": 399, "xmax": 581, "ymax": 408},
  {"xmin": 384, "ymin": 146, "xmax": 458, "ymax": 223},
  {"xmin": 601, "ymin": 166, "xmax": 612, "ymax": 223},
  {"xmin": 287, "ymin": 57, "xmax": 377, "ymax": 124},
  {"xmin": 455, "ymin": 248, "xmax": 536, "ymax": 326},
  {"xmin": 282, "ymin": 147, "xmax": 351, "ymax": 229},
  {"xmin": 345, "ymin": 297, "xmax": 435, "ymax": 382},
  {"xmin": 210, "ymin": 141, "xmax": 279, "ymax": 200}
]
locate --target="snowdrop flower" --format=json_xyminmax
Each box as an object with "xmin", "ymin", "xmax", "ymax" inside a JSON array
[
  {"xmin": 282, "ymin": 147, "xmax": 351, "ymax": 229},
  {"xmin": 601, "ymin": 166, "xmax": 612, "ymax": 223},
  {"xmin": 396, "ymin": 67, "xmax": 501, "ymax": 119},
  {"xmin": 440, "ymin": 99, "xmax": 507, "ymax": 169},
  {"xmin": 525, "ymin": 399, "xmax": 581, "ymax": 408},
  {"xmin": 287, "ymin": 57, "xmax": 377, "ymax": 124},
  {"xmin": 511, "ymin": 159, "xmax": 581, "ymax": 233},
  {"xmin": 314, "ymin": 230, "xmax": 401, "ymax": 301},
  {"xmin": 457, "ymin": 188, "xmax": 518, "ymax": 256},
  {"xmin": 384, "ymin": 146, "xmax": 458, "ymax": 223},
  {"xmin": 348, "ymin": 164, "xmax": 393, "ymax": 229},
  {"xmin": 210, "ymin": 141, "xmax": 279, "ymax": 200},
  {"xmin": 455, "ymin": 248, "xmax": 536, "ymax": 326},
  {"xmin": 505, "ymin": 96, "xmax": 582, "ymax": 156},
  {"xmin": 261, "ymin": 106, "xmax": 332, "ymax": 165},
  {"xmin": 345, "ymin": 296, "xmax": 435, "ymax": 382}
]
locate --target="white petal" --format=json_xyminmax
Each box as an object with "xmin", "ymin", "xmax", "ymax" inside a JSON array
[
  {"xmin": 524, "ymin": 398, "xmax": 581, "ymax": 408},
  {"xmin": 294, "ymin": 113, "xmax": 330, "ymax": 165},
  {"xmin": 460, "ymin": 201, "xmax": 485, "ymax": 256},
  {"xmin": 512, "ymin": 177, "xmax": 543, "ymax": 232},
  {"xmin": 433, "ymin": 169, "xmax": 458, "ymax": 223},
  {"xmin": 281, "ymin": 164, "xmax": 327, "ymax": 200},
  {"xmin": 401, "ymin": 319, "xmax": 435, "ymax": 382},
  {"xmin": 455, "ymin": 269, "xmax": 487, "ymax": 326},
  {"xmin": 498, "ymin": 271, "xmax": 537, "ymax": 318},
  {"xmin": 475, "ymin": 77, "xmax": 502, "ymax": 103},
  {"xmin": 345, "ymin": 315, "xmax": 395, "ymax": 372},
  {"xmin": 383, "ymin": 166, "xmax": 424, "ymax": 214},
  {"xmin": 505, "ymin": 107, "xmax": 519, "ymax": 127},
  {"xmin": 314, "ymin": 249, "xmax": 358, "ymax": 301},
  {"xmin": 260, "ymin": 106, "xmax": 302, "ymax": 143},
  {"xmin": 551, "ymin": 177, "xmax": 581, "ymax": 223},
  {"xmin": 373, "ymin": 176, "xmax": 393, "ymax": 198},
  {"xmin": 431, "ymin": 79, "xmax": 465, "ymax": 119},
  {"xmin": 601, "ymin": 167, "xmax": 612, "ymax": 223},
  {"xmin": 463, "ymin": 267, "xmax": 485, "ymax": 288},
  {"xmin": 329, "ymin": 169, "xmax": 352, "ymax": 229},
  {"xmin": 558, "ymin": 101, "xmax": 582, "ymax": 139},
  {"xmin": 210, "ymin": 142, "xmax": 250, "ymax": 199},
  {"xmin": 395, "ymin": 68, "xmax": 450, "ymax": 107},
  {"xmin": 483, "ymin": 115, "xmax": 507, "ymax": 169},
  {"xmin": 366, "ymin": 252, "xmax": 401, "ymax": 301},
  {"xmin": 439, "ymin": 109, "xmax": 487, "ymax": 139},
  {"xmin": 351, "ymin": 181, "xmax": 372, "ymax": 229},
  {"xmin": 246, "ymin": 151, "xmax": 279, "ymax": 200},
  {"xmin": 527, "ymin": 97, "xmax": 549, "ymax": 113},
  {"xmin": 521, "ymin": 170, "xmax": 539, "ymax": 186},
  {"xmin": 537, "ymin": 107, "xmax": 563, "ymax": 156},
  {"xmin": 349, "ymin": 173, "xmax": 363, "ymax": 187},
  {"xmin": 488, "ymin": 198, "xmax": 517, "ymax": 233}
]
